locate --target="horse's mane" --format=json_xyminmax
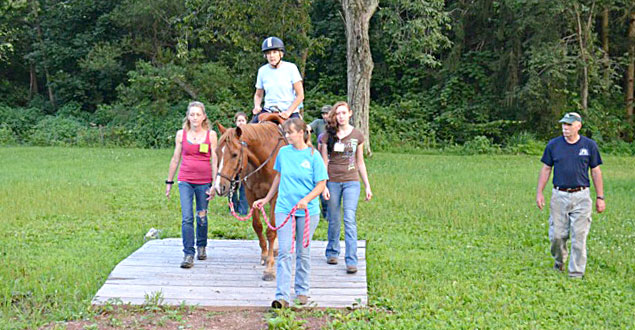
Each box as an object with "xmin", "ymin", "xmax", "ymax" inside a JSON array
[{"xmin": 219, "ymin": 122, "xmax": 281, "ymax": 147}]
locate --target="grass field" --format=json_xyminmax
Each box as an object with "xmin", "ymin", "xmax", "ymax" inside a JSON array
[{"xmin": 0, "ymin": 147, "xmax": 633, "ymax": 329}]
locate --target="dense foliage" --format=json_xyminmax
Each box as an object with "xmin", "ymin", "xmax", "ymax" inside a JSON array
[{"xmin": 0, "ymin": 0, "xmax": 633, "ymax": 151}]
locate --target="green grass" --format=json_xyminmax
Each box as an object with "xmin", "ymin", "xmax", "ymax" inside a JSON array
[{"xmin": 0, "ymin": 147, "xmax": 633, "ymax": 329}]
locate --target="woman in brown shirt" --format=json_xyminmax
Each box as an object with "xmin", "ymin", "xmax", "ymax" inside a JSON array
[{"xmin": 319, "ymin": 101, "xmax": 372, "ymax": 274}]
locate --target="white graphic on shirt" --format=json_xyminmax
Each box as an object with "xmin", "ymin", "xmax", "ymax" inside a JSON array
[
  {"xmin": 579, "ymin": 148, "xmax": 589, "ymax": 156},
  {"xmin": 300, "ymin": 160, "xmax": 311, "ymax": 169}
]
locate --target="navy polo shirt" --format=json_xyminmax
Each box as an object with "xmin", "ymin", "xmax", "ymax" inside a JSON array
[{"xmin": 541, "ymin": 135, "xmax": 602, "ymax": 189}]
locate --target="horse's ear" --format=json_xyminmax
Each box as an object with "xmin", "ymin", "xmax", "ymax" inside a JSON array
[
  {"xmin": 235, "ymin": 126, "xmax": 243, "ymax": 138},
  {"xmin": 217, "ymin": 121, "xmax": 226, "ymax": 134}
]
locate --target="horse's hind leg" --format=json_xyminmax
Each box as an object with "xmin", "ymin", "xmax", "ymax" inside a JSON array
[{"xmin": 251, "ymin": 211, "xmax": 268, "ymax": 266}]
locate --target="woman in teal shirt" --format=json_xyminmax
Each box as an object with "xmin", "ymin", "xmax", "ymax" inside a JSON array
[{"xmin": 253, "ymin": 118, "xmax": 328, "ymax": 308}]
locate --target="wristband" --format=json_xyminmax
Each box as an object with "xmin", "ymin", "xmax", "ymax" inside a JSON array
[
  {"xmin": 596, "ymin": 196, "xmax": 604, "ymax": 200},
  {"xmin": 165, "ymin": 180, "xmax": 175, "ymax": 185}
]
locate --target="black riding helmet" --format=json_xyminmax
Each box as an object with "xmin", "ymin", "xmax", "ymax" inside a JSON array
[{"xmin": 261, "ymin": 37, "xmax": 285, "ymax": 53}]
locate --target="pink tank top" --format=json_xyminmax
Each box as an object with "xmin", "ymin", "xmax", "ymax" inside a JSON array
[{"xmin": 177, "ymin": 129, "xmax": 212, "ymax": 184}]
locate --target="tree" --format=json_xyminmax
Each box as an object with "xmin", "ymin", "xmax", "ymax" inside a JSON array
[
  {"xmin": 341, "ymin": 0, "xmax": 378, "ymax": 155},
  {"xmin": 627, "ymin": 9, "xmax": 634, "ymax": 123}
]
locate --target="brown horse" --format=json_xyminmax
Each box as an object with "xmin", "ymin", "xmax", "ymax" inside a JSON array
[{"xmin": 213, "ymin": 119, "xmax": 287, "ymax": 281}]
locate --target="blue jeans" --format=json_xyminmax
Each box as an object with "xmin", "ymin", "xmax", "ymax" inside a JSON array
[
  {"xmin": 325, "ymin": 181, "xmax": 360, "ymax": 266},
  {"xmin": 250, "ymin": 110, "xmax": 301, "ymax": 123},
  {"xmin": 178, "ymin": 182, "xmax": 210, "ymax": 256},
  {"xmin": 275, "ymin": 212, "xmax": 320, "ymax": 303},
  {"xmin": 229, "ymin": 184, "xmax": 249, "ymax": 215}
]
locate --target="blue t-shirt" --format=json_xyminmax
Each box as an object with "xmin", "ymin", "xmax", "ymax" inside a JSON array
[
  {"xmin": 274, "ymin": 145, "xmax": 328, "ymax": 217},
  {"xmin": 541, "ymin": 135, "xmax": 603, "ymax": 189},
  {"xmin": 255, "ymin": 61, "xmax": 303, "ymax": 112}
]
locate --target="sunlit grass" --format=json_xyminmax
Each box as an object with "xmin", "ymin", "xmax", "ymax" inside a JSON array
[{"xmin": 0, "ymin": 147, "xmax": 633, "ymax": 329}]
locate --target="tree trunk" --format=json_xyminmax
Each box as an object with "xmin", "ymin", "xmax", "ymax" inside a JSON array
[
  {"xmin": 30, "ymin": 0, "xmax": 55, "ymax": 108},
  {"xmin": 602, "ymin": 7, "xmax": 609, "ymax": 83},
  {"xmin": 627, "ymin": 10, "xmax": 634, "ymax": 123},
  {"xmin": 573, "ymin": 2, "xmax": 594, "ymax": 114},
  {"xmin": 342, "ymin": 0, "xmax": 378, "ymax": 156},
  {"xmin": 29, "ymin": 63, "xmax": 38, "ymax": 100}
]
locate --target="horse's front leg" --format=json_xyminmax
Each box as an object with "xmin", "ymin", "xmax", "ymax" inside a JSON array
[
  {"xmin": 246, "ymin": 190, "xmax": 268, "ymax": 266},
  {"xmin": 262, "ymin": 198, "xmax": 278, "ymax": 281},
  {"xmin": 251, "ymin": 209, "xmax": 268, "ymax": 266}
]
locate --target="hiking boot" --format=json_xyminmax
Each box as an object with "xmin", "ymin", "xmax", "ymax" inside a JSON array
[
  {"xmin": 346, "ymin": 265, "xmax": 358, "ymax": 274},
  {"xmin": 553, "ymin": 262, "xmax": 564, "ymax": 272},
  {"xmin": 271, "ymin": 299, "xmax": 289, "ymax": 309},
  {"xmin": 326, "ymin": 257, "xmax": 338, "ymax": 265},
  {"xmin": 197, "ymin": 246, "xmax": 207, "ymax": 260},
  {"xmin": 180, "ymin": 255, "xmax": 194, "ymax": 268},
  {"xmin": 296, "ymin": 295, "xmax": 309, "ymax": 305}
]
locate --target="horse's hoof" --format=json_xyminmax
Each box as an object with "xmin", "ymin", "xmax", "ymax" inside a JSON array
[{"xmin": 262, "ymin": 272, "xmax": 275, "ymax": 281}]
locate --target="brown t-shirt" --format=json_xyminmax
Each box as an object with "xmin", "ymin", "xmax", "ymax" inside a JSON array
[{"xmin": 321, "ymin": 128, "xmax": 365, "ymax": 182}]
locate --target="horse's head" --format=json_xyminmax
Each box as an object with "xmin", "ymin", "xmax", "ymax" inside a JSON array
[{"xmin": 214, "ymin": 125, "xmax": 247, "ymax": 196}]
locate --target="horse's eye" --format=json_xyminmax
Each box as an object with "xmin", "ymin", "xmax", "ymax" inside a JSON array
[{"xmin": 232, "ymin": 153, "xmax": 238, "ymax": 158}]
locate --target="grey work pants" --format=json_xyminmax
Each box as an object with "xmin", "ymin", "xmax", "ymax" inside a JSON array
[{"xmin": 548, "ymin": 188, "xmax": 592, "ymax": 276}]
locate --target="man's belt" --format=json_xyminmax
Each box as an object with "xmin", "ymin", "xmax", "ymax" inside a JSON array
[{"xmin": 555, "ymin": 186, "xmax": 588, "ymax": 193}]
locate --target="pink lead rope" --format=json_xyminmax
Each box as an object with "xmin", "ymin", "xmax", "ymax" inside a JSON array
[{"xmin": 228, "ymin": 201, "xmax": 310, "ymax": 253}]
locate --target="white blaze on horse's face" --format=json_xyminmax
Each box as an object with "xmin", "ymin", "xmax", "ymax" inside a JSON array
[{"xmin": 214, "ymin": 146, "xmax": 225, "ymax": 194}]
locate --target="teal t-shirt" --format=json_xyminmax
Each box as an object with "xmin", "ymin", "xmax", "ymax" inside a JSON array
[{"xmin": 274, "ymin": 145, "xmax": 328, "ymax": 217}]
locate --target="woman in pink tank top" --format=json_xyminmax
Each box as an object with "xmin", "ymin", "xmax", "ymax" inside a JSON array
[{"xmin": 165, "ymin": 101, "xmax": 218, "ymax": 269}]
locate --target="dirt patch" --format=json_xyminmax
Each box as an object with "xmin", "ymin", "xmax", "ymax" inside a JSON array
[{"xmin": 41, "ymin": 306, "xmax": 335, "ymax": 330}]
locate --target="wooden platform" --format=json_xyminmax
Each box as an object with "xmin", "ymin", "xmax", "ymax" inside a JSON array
[{"xmin": 92, "ymin": 239, "xmax": 367, "ymax": 309}]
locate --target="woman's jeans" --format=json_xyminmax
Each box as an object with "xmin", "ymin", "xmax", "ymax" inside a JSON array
[
  {"xmin": 325, "ymin": 181, "xmax": 360, "ymax": 266},
  {"xmin": 275, "ymin": 213, "xmax": 320, "ymax": 303},
  {"xmin": 229, "ymin": 184, "xmax": 249, "ymax": 215},
  {"xmin": 178, "ymin": 182, "xmax": 210, "ymax": 256}
]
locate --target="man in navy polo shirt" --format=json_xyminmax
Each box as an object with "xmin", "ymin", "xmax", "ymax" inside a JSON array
[{"xmin": 536, "ymin": 112, "xmax": 606, "ymax": 278}]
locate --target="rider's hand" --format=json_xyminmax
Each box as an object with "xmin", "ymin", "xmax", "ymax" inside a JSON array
[
  {"xmin": 252, "ymin": 106, "xmax": 262, "ymax": 115},
  {"xmin": 280, "ymin": 110, "xmax": 292, "ymax": 119}
]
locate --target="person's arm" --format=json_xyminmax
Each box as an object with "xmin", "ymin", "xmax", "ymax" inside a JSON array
[
  {"xmin": 281, "ymin": 81, "xmax": 304, "ymax": 119},
  {"xmin": 320, "ymin": 140, "xmax": 330, "ymax": 200},
  {"xmin": 536, "ymin": 164, "xmax": 552, "ymax": 210},
  {"xmin": 253, "ymin": 88, "xmax": 264, "ymax": 115},
  {"xmin": 356, "ymin": 142, "xmax": 372, "ymax": 201},
  {"xmin": 296, "ymin": 180, "xmax": 326, "ymax": 210},
  {"xmin": 166, "ymin": 130, "xmax": 183, "ymax": 198},
  {"xmin": 591, "ymin": 166, "xmax": 605, "ymax": 213},
  {"xmin": 253, "ymin": 173, "xmax": 281, "ymax": 208}
]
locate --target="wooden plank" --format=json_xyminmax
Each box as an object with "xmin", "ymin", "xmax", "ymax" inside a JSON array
[
  {"xmin": 93, "ymin": 239, "xmax": 367, "ymax": 309},
  {"xmin": 102, "ymin": 278, "xmax": 366, "ymax": 289},
  {"xmin": 139, "ymin": 239, "xmax": 367, "ymax": 248},
  {"xmin": 92, "ymin": 297, "xmax": 364, "ymax": 308}
]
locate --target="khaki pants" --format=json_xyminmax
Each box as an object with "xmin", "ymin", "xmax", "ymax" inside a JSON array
[{"xmin": 548, "ymin": 188, "xmax": 592, "ymax": 276}]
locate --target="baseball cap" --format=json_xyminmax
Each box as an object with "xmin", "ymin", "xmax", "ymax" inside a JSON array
[
  {"xmin": 559, "ymin": 112, "xmax": 582, "ymax": 124},
  {"xmin": 321, "ymin": 105, "xmax": 331, "ymax": 113}
]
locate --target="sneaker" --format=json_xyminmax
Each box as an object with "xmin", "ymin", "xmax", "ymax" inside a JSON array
[
  {"xmin": 553, "ymin": 262, "xmax": 564, "ymax": 272},
  {"xmin": 197, "ymin": 247, "xmax": 207, "ymax": 260},
  {"xmin": 271, "ymin": 299, "xmax": 289, "ymax": 309},
  {"xmin": 180, "ymin": 255, "xmax": 194, "ymax": 268},
  {"xmin": 326, "ymin": 257, "xmax": 338, "ymax": 265},
  {"xmin": 346, "ymin": 265, "xmax": 358, "ymax": 274},
  {"xmin": 568, "ymin": 272, "xmax": 584, "ymax": 279},
  {"xmin": 296, "ymin": 295, "xmax": 309, "ymax": 305}
]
